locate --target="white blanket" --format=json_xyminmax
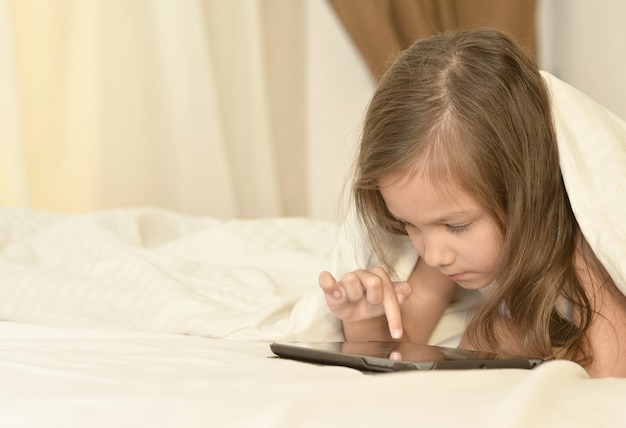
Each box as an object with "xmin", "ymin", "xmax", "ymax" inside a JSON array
[
  {"xmin": 0, "ymin": 208, "xmax": 342, "ymax": 341},
  {"xmin": 0, "ymin": 207, "xmax": 623, "ymax": 427},
  {"xmin": 543, "ymin": 71, "xmax": 626, "ymax": 294}
]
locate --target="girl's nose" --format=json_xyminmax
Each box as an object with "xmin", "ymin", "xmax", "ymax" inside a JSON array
[
  {"xmin": 421, "ymin": 241, "xmax": 454, "ymax": 268},
  {"xmin": 407, "ymin": 228, "xmax": 455, "ymax": 268}
]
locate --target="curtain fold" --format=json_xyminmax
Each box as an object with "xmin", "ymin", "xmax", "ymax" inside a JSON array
[
  {"xmin": 0, "ymin": 0, "xmax": 307, "ymax": 218},
  {"xmin": 328, "ymin": 0, "xmax": 537, "ymax": 81}
]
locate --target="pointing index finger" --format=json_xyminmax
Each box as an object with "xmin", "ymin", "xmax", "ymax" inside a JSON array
[
  {"xmin": 371, "ymin": 268, "xmax": 403, "ymax": 339},
  {"xmin": 384, "ymin": 291, "xmax": 403, "ymax": 339}
]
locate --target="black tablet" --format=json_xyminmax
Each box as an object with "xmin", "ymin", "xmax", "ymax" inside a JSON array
[{"xmin": 270, "ymin": 341, "xmax": 543, "ymax": 372}]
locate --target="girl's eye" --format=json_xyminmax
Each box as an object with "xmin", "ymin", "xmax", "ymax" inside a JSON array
[{"xmin": 447, "ymin": 224, "xmax": 470, "ymax": 234}]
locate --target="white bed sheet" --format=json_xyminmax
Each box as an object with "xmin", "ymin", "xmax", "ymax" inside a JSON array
[{"xmin": 1, "ymin": 321, "xmax": 625, "ymax": 428}]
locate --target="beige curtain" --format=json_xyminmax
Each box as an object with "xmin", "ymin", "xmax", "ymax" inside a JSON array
[
  {"xmin": 0, "ymin": 0, "xmax": 306, "ymax": 218},
  {"xmin": 328, "ymin": 0, "xmax": 537, "ymax": 81}
]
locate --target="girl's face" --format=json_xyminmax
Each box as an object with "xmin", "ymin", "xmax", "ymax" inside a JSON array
[{"xmin": 378, "ymin": 165, "xmax": 503, "ymax": 290}]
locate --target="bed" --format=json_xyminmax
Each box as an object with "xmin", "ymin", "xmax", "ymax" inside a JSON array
[{"xmin": 0, "ymin": 206, "xmax": 625, "ymax": 428}]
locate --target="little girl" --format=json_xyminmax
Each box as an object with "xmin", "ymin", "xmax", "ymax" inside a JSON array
[{"xmin": 319, "ymin": 28, "xmax": 626, "ymax": 377}]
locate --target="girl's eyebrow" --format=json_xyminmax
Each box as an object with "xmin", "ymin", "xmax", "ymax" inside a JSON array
[
  {"xmin": 431, "ymin": 210, "xmax": 476, "ymax": 224},
  {"xmin": 393, "ymin": 209, "xmax": 480, "ymax": 226}
]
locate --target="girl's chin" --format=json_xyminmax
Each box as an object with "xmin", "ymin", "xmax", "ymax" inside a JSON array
[{"xmin": 452, "ymin": 274, "xmax": 493, "ymax": 291}]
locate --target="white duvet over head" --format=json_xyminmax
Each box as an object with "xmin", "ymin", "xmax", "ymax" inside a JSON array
[{"xmin": 542, "ymin": 71, "xmax": 626, "ymax": 295}]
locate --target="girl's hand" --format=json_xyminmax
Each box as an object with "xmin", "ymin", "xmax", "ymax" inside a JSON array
[{"xmin": 318, "ymin": 268, "xmax": 413, "ymax": 339}]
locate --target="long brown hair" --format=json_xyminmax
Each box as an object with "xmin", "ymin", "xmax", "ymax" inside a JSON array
[{"xmin": 353, "ymin": 28, "xmax": 592, "ymax": 361}]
